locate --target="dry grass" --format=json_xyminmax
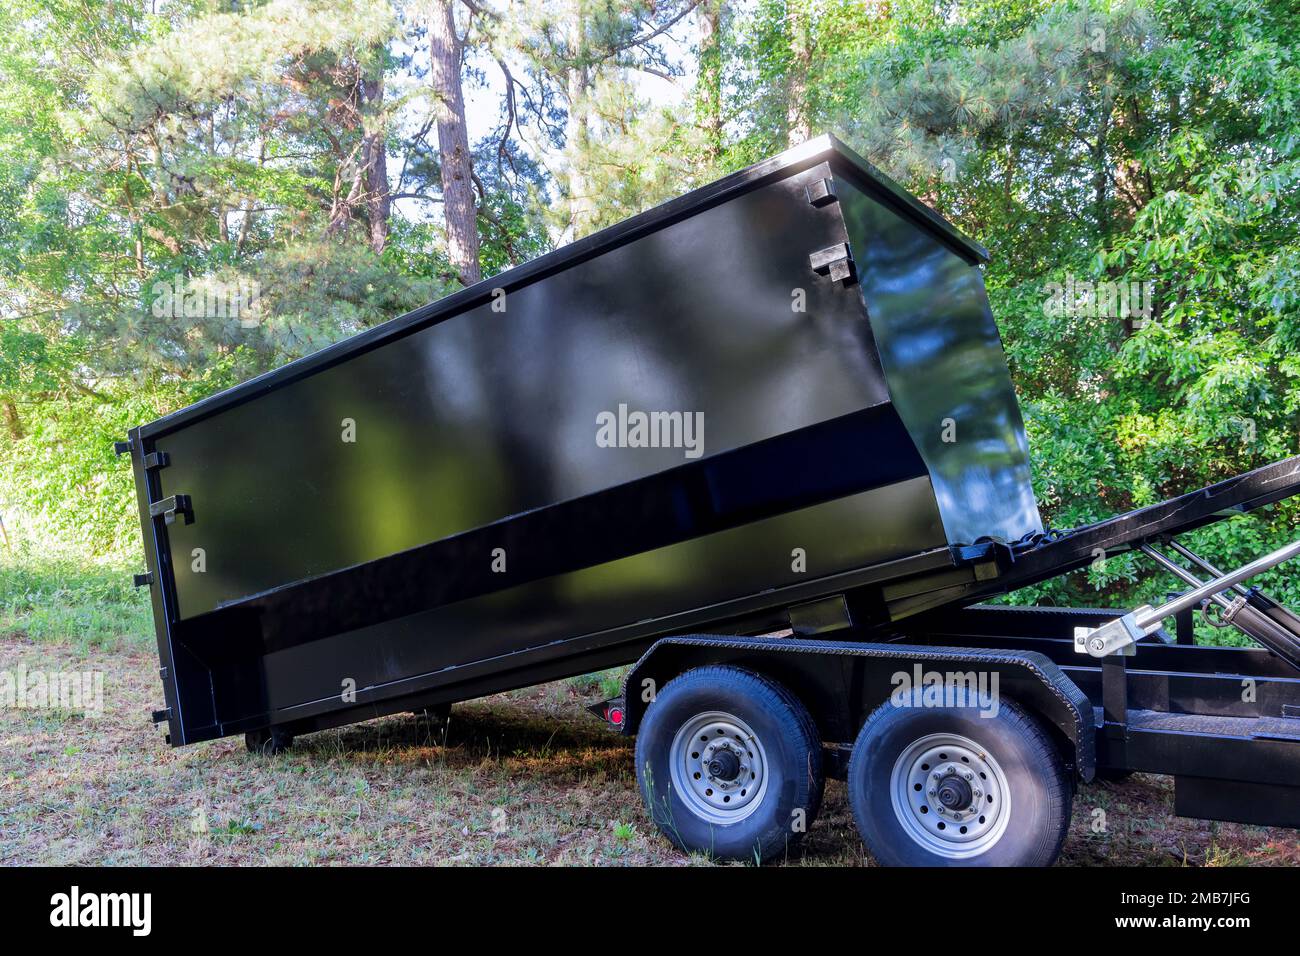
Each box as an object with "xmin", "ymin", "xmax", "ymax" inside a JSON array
[{"xmin": 2, "ymin": 633, "xmax": 1297, "ymax": 867}]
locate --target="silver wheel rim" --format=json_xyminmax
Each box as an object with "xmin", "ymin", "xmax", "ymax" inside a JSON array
[
  {"xmin": 669, "ymin": 711, "xmax": 769, "ymax": 825},
  {"xmin": 889, "ymin": 732, "xmax": 1010, "ymax": 860}
]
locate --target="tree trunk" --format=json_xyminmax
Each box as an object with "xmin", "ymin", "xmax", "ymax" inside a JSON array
[
  {"xmin": 430, "ymin": 0, "xmax": 481, "ymax": 286},
  {"xmin": 1111, "ymin": 97, "xmax": 1148, "ymax": 231},
  {"xmin": 698, "ymin": 0, "xmax": 723, "ymax": 162},
  {"xmin": 2, "ymin": 399, "xmax": 22, "ymax": 441},
  {"xmin": 360, "ymin": 65, "xmax": 391, "ymax": 255},
  {"xmin": 786, "ymin": 2, "xmax": 813, "ymax": 147},
  {"xmin": 564, "ymin": 6, "xmax": 594, "ymax": 239},
  {"xmin": 1092, "ymin": 97, "xmax": 1111, "ymax": 239}
]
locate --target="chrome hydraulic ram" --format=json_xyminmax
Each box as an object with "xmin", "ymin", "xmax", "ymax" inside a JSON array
[
  {"xmin": 1166, "ymin": 540, "xmax": 1255, "ymax": 598},
  {"xmin": 1075, "ymin": 537, "xmax": 1300, "ymax": 658},
  {"xmin": 1138, "ymin": 544, "xmax": 1239, "ymax": 611},
  {"xmin": 1153, "ymin": 540, "xmax": 1300, "ymax": 669}
]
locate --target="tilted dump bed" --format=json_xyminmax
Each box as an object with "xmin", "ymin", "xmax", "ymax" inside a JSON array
[{"xmin": 124, "ymin": 135, "xmax": 1042, "ymax": 745}]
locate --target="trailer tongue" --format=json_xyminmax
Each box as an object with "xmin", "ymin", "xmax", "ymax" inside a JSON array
[{"xmin": 120, "ymin": 135, "xmax": 1300, "ymax": 867}]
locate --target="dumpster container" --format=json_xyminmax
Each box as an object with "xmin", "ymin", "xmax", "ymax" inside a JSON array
[{"xmin": 122, "ymin": 134, "xmax": 1040, "ymax": 748}]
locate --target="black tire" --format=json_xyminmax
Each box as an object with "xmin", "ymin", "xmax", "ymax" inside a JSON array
[
  {"xmin": 846, "ymin": 698, "xmax": 1071, "ymax": 867},
  {"xmin": 245, "ymin": 727, "xmax": 293, "ymax": 755},
  {"xmin": 634, "ymin": 665, "xmax": 823, "ymax": 863}
]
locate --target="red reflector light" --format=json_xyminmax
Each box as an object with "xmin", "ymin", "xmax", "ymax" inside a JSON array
[{"xmin": 608, "ymin": 707, "xmax": 625, "ymax": 726}]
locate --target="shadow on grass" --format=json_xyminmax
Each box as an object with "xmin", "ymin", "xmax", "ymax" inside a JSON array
[{"xmin": 296, "ymin": 700, "xmax": 632, "ymax": 766}]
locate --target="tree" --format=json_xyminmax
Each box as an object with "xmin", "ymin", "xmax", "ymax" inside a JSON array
[
  {"xmin": 696, "ymin": 0, "xmax": 725, "ymax": 163},
  {"xmin": 430, "ymin": 0, "xmax": 482, "ymax": 285}
]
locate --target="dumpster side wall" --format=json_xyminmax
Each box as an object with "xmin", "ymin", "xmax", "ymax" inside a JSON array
[
  {"xmin": 835, "ymin": 170, "xmax": 1043, "ymax": 546},
  {"xmin": 156, "ymin": 167, "xmax": 904, "ymax": 621}
]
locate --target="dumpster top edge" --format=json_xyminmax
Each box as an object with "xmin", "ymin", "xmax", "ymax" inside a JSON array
[{"xmin": 136, "ymin": 134, "xmax": 988, "ymax": 439}]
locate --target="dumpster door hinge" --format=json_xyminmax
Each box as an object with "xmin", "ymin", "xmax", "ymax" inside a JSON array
[
  {"xmin": 810, "ymin": 242, "xmax": 858, "ymax": 286},
  {"xmin": 149, "ymin": 494, "xmax": 193, "ymax": 526}
]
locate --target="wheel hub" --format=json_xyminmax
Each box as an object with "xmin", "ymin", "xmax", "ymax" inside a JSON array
[
  {"xmin": 935, "ymin": 770, "xmax": 973, "ymax": 811},
  {"xmin": 889, "ymin": 733, "xmax": 1011, "ymax": 860},
  {"xmin": 669, "ymin": 711, "xmax": 769, "ymax": 825},
  {"xmin": 707, "ymin": 748, "xmax": 742, "ymax": 781}
]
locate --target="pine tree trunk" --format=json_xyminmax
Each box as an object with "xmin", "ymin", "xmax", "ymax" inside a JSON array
[
  {"xmin": 698, "ymin": 0, "xmax": 723, "ymax": 162},
  {"xmin": 430, "ymin": 0, "xmax": 481, "ymax": 286},
  {"xmin": 361, "ymin": 67, "xmax": 391, "ymax": 255},
  {"xmin": 564, "ymin": 6, "xmax": 594, "ymax": 239},
  {"xmin": 786, "ymin": 2, "xmax": 812, "ymax": 147}
]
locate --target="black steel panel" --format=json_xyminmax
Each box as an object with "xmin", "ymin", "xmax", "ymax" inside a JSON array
[
  {"xmin": 257, "ymin": 478, "xmax": 945, "ymax": 713},
  {"xmin": 1175, "ymin": 776, "xmax": 1300, "ymax": 828},
  {"xmin": 157, "ymin": 167, "xmax": 890, "ymax": 619},
  {"xmin": 835, "ymin": 170, "xmax": 1042, "ymax": 546}
]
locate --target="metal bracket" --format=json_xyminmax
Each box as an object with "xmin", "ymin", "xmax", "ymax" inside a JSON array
[
  {"xmin": 151, "ymin": 707, "xmax": 173, "ymax": 725},
  {"xmin": 809, "ymin": 242, "xmax": 858, "ymax": 286},
  {"xmin": 133, "ymin": 572, "xmax": 154, "ymax": 588},
  {"xmin": 788, "ymin": 594, "xmax": 853, "ymax": 635},
  {"xmin": 149, "ymin": 494, "xmax": 193, "ymax": 526},
  {"xmin": 1074, "ymin": 608, "xmax": 1151, "ymax": 657},
  {"xmin": 114, "ymin": 439, "xmax": 168, "ymax": 471},
  {"xmin": 805, "ymin": 176, "xmax": 838, "ymax": 207}
]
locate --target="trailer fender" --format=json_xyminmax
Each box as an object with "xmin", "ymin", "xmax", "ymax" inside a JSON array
[{"xmin": 621, "ymin": 635, "xmax": 1096, "ymax": 781}]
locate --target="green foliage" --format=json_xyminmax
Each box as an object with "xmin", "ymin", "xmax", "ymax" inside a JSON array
[
  {"xmin": 1, "ymin": 0, "xmax": 1298, "ymax": 647},
  {"xmin": 0, "ymin": 384, "xmax": 211, "ymax": 557}
]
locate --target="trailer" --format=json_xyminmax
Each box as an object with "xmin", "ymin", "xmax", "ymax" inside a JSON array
[{"xmin": 118, "ymin": 134, "xmax": 1300, "ymax": 867}]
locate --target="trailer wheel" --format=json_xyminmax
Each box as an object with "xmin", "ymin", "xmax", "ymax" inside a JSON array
[
  {"xmin": 245, "ymin": 728, "xmax": 293, "ymax": 755},
  {"xmin": 634, "ymin": 665, "xmax": 823, "ymax": 863},
  {"xmin": 847, "ymin": 698, "xmax": 1070, "ymax": 866}
]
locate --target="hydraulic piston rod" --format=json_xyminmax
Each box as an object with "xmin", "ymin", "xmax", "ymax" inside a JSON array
[
  {"xmin": 1165, "ymin": 540, "xmax": 1252, "ymax": 598},
  {"xmin": 1076, "ymin": 537, "xmax": 1300, "ymax": 657},
  {"xmin": 1137, "ymin": 544, "xmax": 1237, "ymax": 611}
]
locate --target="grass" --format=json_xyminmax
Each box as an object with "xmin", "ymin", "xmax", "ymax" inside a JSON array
[
  {"xmin": 566, "ymin": 668, "xmax": 627, "ymax": 700},
  {"xmin": 3, "ymin": 630, "xmax": 1299, "ymax": 867},
  {"xmin": 0, "ymin": 547, "xmax": 151, "ymax": 652},
  {"xmin": 1, "ymin": 553, "xmax": 1297, "ymax": 866}
]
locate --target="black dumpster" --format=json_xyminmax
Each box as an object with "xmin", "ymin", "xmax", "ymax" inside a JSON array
[{"xmin": 123, "ymin": 134, "xmax": 1041, "ymax": 746}]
